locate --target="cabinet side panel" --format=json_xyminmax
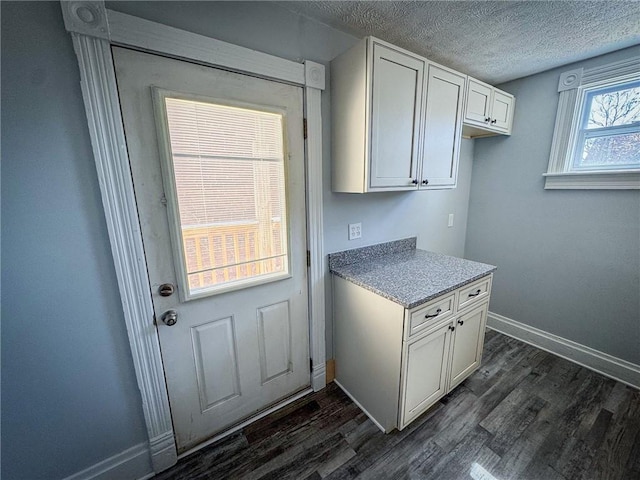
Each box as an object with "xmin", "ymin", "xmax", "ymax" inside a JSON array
[
  {"xmin": 331, "ymin": 40, "xmax": 367, "ymax": 193},
  {"xmin": 333, "ymin": 276, "xmax": 404, "ymax": 431}
]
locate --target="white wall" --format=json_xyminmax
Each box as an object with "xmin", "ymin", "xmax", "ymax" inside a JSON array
[{"xmin": 465, "ymin": 45, "xmax": 640, "ymax": 364}]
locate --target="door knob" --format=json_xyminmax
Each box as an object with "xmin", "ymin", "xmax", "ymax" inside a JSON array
[{"xmin": 162, "ymin": 310, "xmax": 178, "ymax": 326}]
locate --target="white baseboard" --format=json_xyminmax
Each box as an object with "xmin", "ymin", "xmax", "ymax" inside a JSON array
[
  {"xmin": 487, "ymin": 311, "xmax": 640, "ymax": 389},
  {"xmin": 63, "ymin": 442, "xmax": 153, "ymax": 480}
]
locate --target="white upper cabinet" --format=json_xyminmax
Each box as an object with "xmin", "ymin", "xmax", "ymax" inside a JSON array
[
  {"xmin": 420, "ymin": 65, "xmax": 465, "ymax": 189},
  {"xmin": 332, "ymin": 37, "xmax": 424, "ymax": 192},
  {"xmin": 463, "ymin": 77, "xmax": 515, "ymax": 137},
  {"xmin": 331, "ymin": 37, "xmax": 515, "ymax": 192}
]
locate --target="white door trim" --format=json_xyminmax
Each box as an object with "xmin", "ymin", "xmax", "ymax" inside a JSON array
[{"xmin": 60, "ymin": 1, "xmax": 326, "ymax": 473}]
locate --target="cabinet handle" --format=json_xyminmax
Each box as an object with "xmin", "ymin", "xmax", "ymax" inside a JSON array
[
  {"xmin": 491, "ymin": 119, "xmax": 497, "ymax": 124},
  {"xmin": 425, "ymin": 308, "xmax": 442, "ymax": 319},
  {"xmin": 422, "ymin": 179, "xmax": 429, "ymax": 185},
  {"xmin": 448, "ymin": 325, "xmax": 455, "ymax": 331},
  {"xmin": 485, "ymin": 117, "xmax": 491, "ymax": 123},
  {"xmin": 411, "ymin": 179, "xmax": 419, "ymax": 185},
  {"xmin": 457, "ymin": 319, "xmax": 464, "ymax": 326},
  {"xmin": 468, "ymin": 289, "xmax": 482, "ymax": 298}
]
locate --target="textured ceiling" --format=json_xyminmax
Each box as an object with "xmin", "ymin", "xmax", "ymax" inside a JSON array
[{"xmin": 277, "ymin": 1, "xmax": 640, "ymax": 84}]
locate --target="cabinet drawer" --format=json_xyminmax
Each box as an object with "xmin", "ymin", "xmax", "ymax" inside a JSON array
[
  {"xmin": 406, "ymin": 293, "xmax": 455, "ymax": 340},
  {"xmin": 457, "ymin": 276, "xmax": 492, "ymax": 311}
]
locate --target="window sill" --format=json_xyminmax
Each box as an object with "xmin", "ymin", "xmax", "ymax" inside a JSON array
[{"xmin": 543, "ymin": 170, "xmax": 640, "ymax": 190}]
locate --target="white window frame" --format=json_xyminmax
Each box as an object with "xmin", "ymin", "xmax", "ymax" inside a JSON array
[
  {"xmin": 544, "ymin": 56, "xmax": 640, "ymax": 189},
  {"xmin": 60, "ymin": 0, "xmax": 326, "ymax": 473}
]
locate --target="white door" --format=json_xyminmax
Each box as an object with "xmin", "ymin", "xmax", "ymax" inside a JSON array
[
  {"xmin": 113, "ymin": 47, "xmax": 310, "ymax": 452},
  {"xmin": 369, "ymin": 42, "xmax": 423, "ymax": 189}
]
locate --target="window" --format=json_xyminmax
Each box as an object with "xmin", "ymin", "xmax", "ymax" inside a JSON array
[
  {"xmin": 156, "ymin": 92, "xmax": 291, "ymax": 299},
  {"xmin": 544, "ymin": 57, "xmax": 640, "ymax": 189},
  {"xmin": 574, "ymin": 80, "xmax": 640, "ymax": 171}
]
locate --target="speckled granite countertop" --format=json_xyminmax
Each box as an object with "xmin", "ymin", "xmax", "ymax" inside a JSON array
[{"xmin": 329, "ymin": 238, "xmax": 496, "ymax": 309}]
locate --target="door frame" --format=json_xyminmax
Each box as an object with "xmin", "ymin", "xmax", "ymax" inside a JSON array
[{"xmin": 61, "ymin": 1, "xmax": 326, "ymax": 473}]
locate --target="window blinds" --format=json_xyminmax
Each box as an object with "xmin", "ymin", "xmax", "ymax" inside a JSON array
[{"xmin": 163, "ymin": 97, "xmax": 289, "ymax": 292}]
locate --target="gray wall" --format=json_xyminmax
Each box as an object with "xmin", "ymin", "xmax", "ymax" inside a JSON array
[
  {"xmin": 2, "ymin": 2, "xmax": 474, "ymax": 478},
  {"xmin": 1, "ymin": 2, "xmax": 149, "ymax": 479},
  {"xmin": 465, "ymin": 46, "xmax": 640, "ymax": 364}
]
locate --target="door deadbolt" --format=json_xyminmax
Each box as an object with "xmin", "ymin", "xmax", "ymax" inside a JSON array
[
  {"xmin": 159, "ymin": 283, "xmax": 175, "ymax": 297},
  {"xmin": 162, "ymin": 310, "xmax": 178, "ymax": 326}
]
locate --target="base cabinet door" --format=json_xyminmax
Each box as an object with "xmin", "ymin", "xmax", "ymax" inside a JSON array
[
  {"xmin": 448, "ymin": 302, "xmax": 488, "ymax": 390},
  {"xmin": 399, "ymin": 321, "xmax": 452, "ymax": 429}
]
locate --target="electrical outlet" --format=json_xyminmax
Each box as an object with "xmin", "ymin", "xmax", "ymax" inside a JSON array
[
  {"xmin": 448, "ymin": 214, "xmax": 454, "ymax": 228},
  {"xmin": 348, "ymin": 223, "xmax": 362, "ymax": 240}
]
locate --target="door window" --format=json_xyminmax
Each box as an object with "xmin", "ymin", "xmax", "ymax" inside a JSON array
[{"xmin": 156, "ymin": 92, "xmax": 290, "ymax": 299}]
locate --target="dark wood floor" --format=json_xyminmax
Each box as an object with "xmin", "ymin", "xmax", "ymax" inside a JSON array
[{"xmin": 153, "ymin": 331, "xmax": 640, "ymax": 480}]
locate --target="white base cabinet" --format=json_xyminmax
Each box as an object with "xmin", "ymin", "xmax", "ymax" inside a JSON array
[{"xmin": 333, "ymin": 274, "xmax": 492, "ymax": 432}]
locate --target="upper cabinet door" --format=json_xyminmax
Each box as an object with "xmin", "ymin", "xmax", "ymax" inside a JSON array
[
  {"xmin": 420, "ymin": 65, "xmax": 465, "ymax": 189},
  {"xmin": 490, "ymin": 90, "xmax": 514, "ymax": 132},
  {"xmin": 464, "ymin": 79, "xmax": 492, "ymax": 124},
  {"xmin": 369, "ymin": 43, "xmax": 424, "ymax": 189}
]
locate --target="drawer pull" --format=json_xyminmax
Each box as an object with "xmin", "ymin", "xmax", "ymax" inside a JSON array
[
  {"xmin": 468, "ymin": 289, "xmax": 482, "ymax": 298},
  {"xmin": 425, "ymin": 308, "xmax": 442, "ymax": 319},
  {"xmin": 457, "ymin": 319, "xmax": 464, "ymax": 326}
]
